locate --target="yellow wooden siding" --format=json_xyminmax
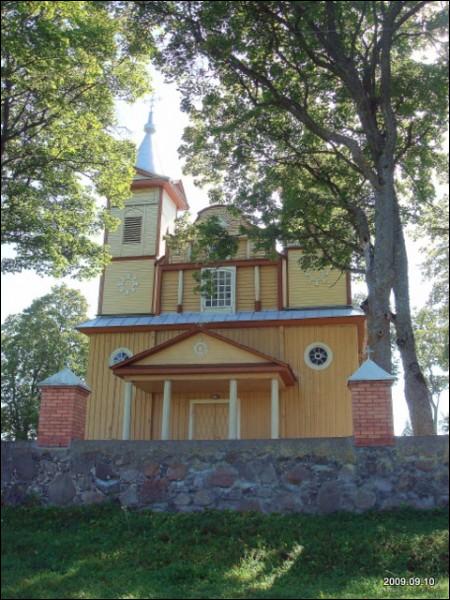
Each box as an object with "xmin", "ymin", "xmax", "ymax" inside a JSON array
[
  {"xmin": 84, "ymin": 322, "xmax": 358, "ymax": 440},
  {"xmin": 101, "ymin": 259, "xmax": 155, "ymax": 314},
  {"xmin": 196, "ymin": 205, "xmax": 245, "ymax": 236},
  {"xmin": 260, "ymin": 265, "xmax": 278, "ymax": 309},
  {"xmin": 160, "ymin": 265, "xmax": 276, "ymax": 312},
  {"xmin": 281, "ymin": 324, "xmax": 358, "ymax": 438},
  {"xmin": 167, "ymin": 240, "xmax": 191, "ymax": 263},
  {"xmin": 130, "ymin": 388, "xmax": 154, "ymax": 440},
  {"xmin": 167, "ymin": 239, "xmax": 272, "ymax": 263},
  {"xmin": 240, "ymin": 392, "xmax": 271, "ymax": 439},
  {"xmin": 85, "ymin": 330, "xmax": 156, "ymax": 439},
  {"xmin": 85, "ymin": 329, "xmax": 185, "ymax": 439},
  {"xmin": 213, "ymin": 327, "xmax": 282, "ymax": 360},
  {"xmin": 107, "ymin": 191, "xmax": 159, "ymax": 257},
  {"xmin": 160, "ymin": 270, "xmax": 178, "ymax": 312},
  {"xmin": 159, "ymin": 191, "xmax": 177, "ymax": 257},
  {"xmin": 136, "ymin": 332, "xmax": 268, "ymax": 366},
  {"xmin": 287, "ymin": 249, "xmax": 347, "ymax": 307},
  {"xmin": 237, "ymin": 267, "xmax": 254, "ymax": 311},
  {"xmin": 159, "ymin": 393, "xmax": 270, "ymax": 441},
  {"xmin": 192, "ymin": 403, "xmax": 229, "ymax": 440},
  {"xmin": 235, "ymin": 239, "xmax": 249, "ymax": 259},
  {"xmin": 182, "ymin": 270, "xmax": 201, "ymax": 311}
]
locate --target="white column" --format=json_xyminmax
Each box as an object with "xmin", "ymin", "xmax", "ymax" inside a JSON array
[
  {"xmin": 177, "ymin": 270, "xmax": 184, "ymax": 306},
  {"xmin": 161, "ymin": 380, "xmax": 172, "ymax": 440},
  {"xmin": 228, "ymin": 379, "xmax": 238, "ymax": 439},
  {"xmin": 254, "ymin": 265, "xmax": 261, "ymax": 302},
  {"xmin": 271, "ymin": 378, "xmax": 280, "ymax": 439},
  {"xmin": 122, "ymin": 382, "xmax": 133, "ymax": 440}
]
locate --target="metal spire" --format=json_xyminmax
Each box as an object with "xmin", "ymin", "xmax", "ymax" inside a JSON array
[{"xmin": 136, "ymin": 96, "xmax": 161, "ymax": 174}]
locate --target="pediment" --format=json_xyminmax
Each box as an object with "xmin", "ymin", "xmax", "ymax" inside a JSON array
[
  {"xmin": 117, "ymin": 329, "xmax": 274, "ymax": 368},
  {"xmin": 141, "ymin": 334, "xmax": 269, "ymax": 366},
  {"xmin": 111, "ymin": 327, "xmax": 297, "ymax": 386}
]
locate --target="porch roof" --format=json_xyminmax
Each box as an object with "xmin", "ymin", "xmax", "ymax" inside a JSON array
[
  {"xmin": 78, "ymin": 307, "xmax": 364, "ymax": 331},
  {"xmin": 111, "ymin": 327, "xmax": 297, "ymax": 388}
]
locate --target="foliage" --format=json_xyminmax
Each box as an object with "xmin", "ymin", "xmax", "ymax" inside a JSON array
[
  {"xmin": 414, "ymin": 194, "xmax": 449, "ymax": 370},
  {"xmin": 440, "ymin": 414, "xmax": 449, "ymax": 433},
  {"xmin": 411, "ymin": 194, "xmax": 449, "ymax": 432},
  {"xmin": 126, "ymin": 1, "xmax": 448, "ymax": 270},
  {"xmin": 413, "ymin": 307, "xmax": 449, "ymax": 432},
  {"xmin": 165, "ymin": 213, "xmax": 240, "ymax": 294},
  {"xmin": 1, "ymin": 285, "xmax": 89, "ymax": 440},
  {"xmin": 125, "ymin": 0, "xmax": 449, "ymax": 434},
  {"xmin": 1, "ymin": 1, "xmax": 151, "ymax": 278},
  {"xmin": 1, "ymin": 506, "xmax": 448, "ymax": 599}
]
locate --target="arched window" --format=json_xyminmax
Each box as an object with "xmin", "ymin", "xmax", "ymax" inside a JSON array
[{"xmin": 109, "ymin": 347, "xmax": 133, "ymax": 367}]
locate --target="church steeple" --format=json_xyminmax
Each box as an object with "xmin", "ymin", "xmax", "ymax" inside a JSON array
[{"xmin": 136, "ymin": 100, "xmax": 161, "ymax": 175}]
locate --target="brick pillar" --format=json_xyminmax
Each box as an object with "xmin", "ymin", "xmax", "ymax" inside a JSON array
[
  {"xmin": 37, "ymin": 368, "xmax": 90, "ymax": 447},
  {"xmin": 348, "ymin": 379, "xmax": 395, "ymax": 446},
  {"xmin": 38, "ymin": 385, "xmax": 89, "ymax": 447},
  {"xmin": 348, "ymin": 358, "xmax": 395, "ymax": 447}
]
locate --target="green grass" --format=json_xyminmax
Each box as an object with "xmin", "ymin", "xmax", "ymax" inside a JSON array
[{"xmin": 1, "ymin": 506, "xmax": 448, "ymax": 599}]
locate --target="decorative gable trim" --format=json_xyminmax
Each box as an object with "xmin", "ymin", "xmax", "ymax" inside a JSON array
[{"xmin": 110, "ymin": 326, "xmax": 297, "ymax": 386}]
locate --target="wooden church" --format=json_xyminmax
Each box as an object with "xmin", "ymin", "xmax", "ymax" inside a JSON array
[{"xmin": 75, "ymin": 108, "xmax": 370, "ymax": 443}]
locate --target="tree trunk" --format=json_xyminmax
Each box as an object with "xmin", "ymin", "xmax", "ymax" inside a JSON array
[
  {"xmin": 363, "ymin": 165, "xmax": 396, "ymax": 373},
  {"xmin": 364, "ymin": 266, "xmax": 393, "ymax": 373},
  {"xmin": 392, "ymin": 199, "xmax": 434, "ymax": 435}
]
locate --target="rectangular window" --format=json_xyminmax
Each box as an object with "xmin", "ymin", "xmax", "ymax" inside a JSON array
[
  {"xmin": 201, "ymin": 267, "xmax": 236, "ymax": 312},
  {"xmin": 123, "ymin": 216, "xmax": 143, "ymax": 244}
]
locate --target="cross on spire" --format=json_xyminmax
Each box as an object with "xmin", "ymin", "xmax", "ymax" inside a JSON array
[{"xmin": 365, "ymin": 346, "xmax": 374, "ymax": 360}]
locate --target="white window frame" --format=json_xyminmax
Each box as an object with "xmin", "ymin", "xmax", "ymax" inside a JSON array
[
  {"xmin": 200, "ymin": 266, "xmax": 236, "ymax": 313},
  {"xmin": 188, "ymin": 398, "xmax": 241, "ymax": 440}
]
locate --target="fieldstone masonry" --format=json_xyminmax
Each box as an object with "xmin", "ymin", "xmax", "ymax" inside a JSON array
[{"xmin": 2, "ymin": 437, "xmax": 448, "ymax": 513}]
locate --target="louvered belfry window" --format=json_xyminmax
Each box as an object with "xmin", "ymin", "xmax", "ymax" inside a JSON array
[{"xmin": 122, "ymin": 216, "xmax": 143, "ymax": 244}]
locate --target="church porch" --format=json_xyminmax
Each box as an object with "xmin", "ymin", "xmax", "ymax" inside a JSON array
[
  {"xmin": 110, "ymin": 326, "xmax": 296, "ymax": 442},
  {"xmin": 118, "ymin": 371, "xmax": 290, "ymax": 442}
]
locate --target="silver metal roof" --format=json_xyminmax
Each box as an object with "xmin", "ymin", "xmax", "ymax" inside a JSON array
[
  {"xmin": 77, "ymin": 308, "xmax": 364, "ymax": 330},
  {"xmin": 38, "ymin": 367, "xmax": 91, "ymax": 391},
  {"xmin": 348, "ymin": 358, "xmax": 395, "ymax": 382}
]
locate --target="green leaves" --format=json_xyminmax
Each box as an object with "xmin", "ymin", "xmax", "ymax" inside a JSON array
[
  {"xmin": 1, "ymin": 284, "xmax": 89, "ymax": 440},
  {"xmin": 1, "ymin": 1, "xmax": 151, "ymax": 277},
  {"xmin": 165, "ymin": 213, "xmax": 239, "ymax": 294}
]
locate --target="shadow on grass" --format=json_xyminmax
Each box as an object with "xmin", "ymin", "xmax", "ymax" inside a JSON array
[{"xmin": 1, "ymin": 506, "xmax": 448, "ymax": 599}]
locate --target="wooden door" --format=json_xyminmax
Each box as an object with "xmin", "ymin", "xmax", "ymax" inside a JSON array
[{"xmin": 192, "ymin": 402, "xmax": 229, "ymax": 440}]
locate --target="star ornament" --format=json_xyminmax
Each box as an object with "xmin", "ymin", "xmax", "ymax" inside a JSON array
[
  {"xmin": 303, "ymin": 269, "xmax": 330, "ymax": 286},
  {"xmin": 117, "ymin": 273, "xmax": 139, "ymax": 295}
]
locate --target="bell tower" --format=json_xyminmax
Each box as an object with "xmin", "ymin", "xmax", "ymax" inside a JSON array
[{"xmin": 98, "ymin": 104, "xmax": 189, "ymax": 315}]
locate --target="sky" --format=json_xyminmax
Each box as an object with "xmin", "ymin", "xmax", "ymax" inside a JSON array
[{"xmin": 1, "ymin": 71, "xmax": 447, "ymax": 434}]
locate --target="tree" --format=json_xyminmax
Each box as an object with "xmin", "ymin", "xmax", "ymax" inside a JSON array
[
  {"xmin": 415, "ymin": 193, "xmax": 449, "ymax": 368},
  {"xmin": 412, "ymin": 194, "xmax": 449, "ymax": 433},
  {"xmin": 1, "ymin": 1, "xmax": 150, "ymax": 278},
  {"xmin": 413, "ymin": 307, "xmax": 449, "ymax": 432},
  {"xmin": 125, "ymin": 1, "xmax": 448, "ymax": 434},
  {"xmin": 1, "ymin": 285, "xmax": 89, "ymax": 440}
]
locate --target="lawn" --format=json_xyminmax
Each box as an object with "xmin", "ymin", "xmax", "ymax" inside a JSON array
[{"xmin": 1, "ymin": 505, "xmax": 448, "ymax": 599}]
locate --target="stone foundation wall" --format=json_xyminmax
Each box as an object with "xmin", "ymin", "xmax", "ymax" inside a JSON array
[{"xmin": 1, "ymin": 437, "xmax": 448, "ymax": 513}]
